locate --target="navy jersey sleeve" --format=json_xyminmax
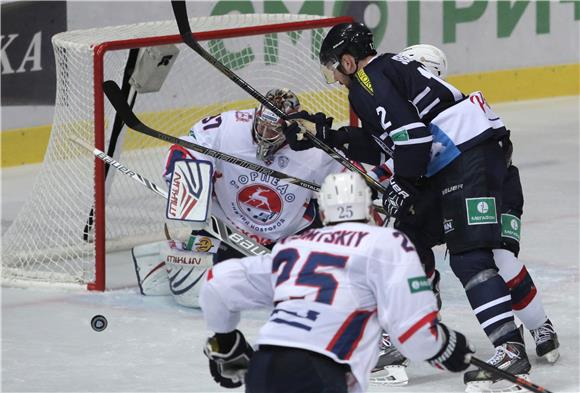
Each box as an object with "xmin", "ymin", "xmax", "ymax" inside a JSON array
[{"xmin": 348, "ymin": 54, "xmax": 465, "ymax": 179}]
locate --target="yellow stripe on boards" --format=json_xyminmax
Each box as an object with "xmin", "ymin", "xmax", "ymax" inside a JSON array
[
  {"xmin": 1, "ymin": 125, "xmax": 52, "ymax": 167},
  {"xmin": 1, "ymin": 64, "xmax": 577, "ymax": 168},
  {"xmin": 448, "ymin": 63, "xmax": 579, "ymax": 104}
]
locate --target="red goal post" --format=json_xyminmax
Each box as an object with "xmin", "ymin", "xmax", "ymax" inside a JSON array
[{"xmin": 2, "ymin": 14, "xmax": 355, "ymax": 291}]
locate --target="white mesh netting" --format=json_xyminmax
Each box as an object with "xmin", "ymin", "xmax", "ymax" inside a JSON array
[{"xmin": 1, "ymin": 14, "xmax": 350, "ymax": 288}]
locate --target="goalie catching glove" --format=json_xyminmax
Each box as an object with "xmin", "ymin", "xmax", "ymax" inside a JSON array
[
  {"xmin": 427, "ymin": 323, "xmax": 474, "ymax": 372},
  {"xmin": 282, "ymin": 111, "xmax": 352, "ymax": 151},
  {"xmin": 204, "ymin": 330, "xmax": 254, "ymax": 388}
]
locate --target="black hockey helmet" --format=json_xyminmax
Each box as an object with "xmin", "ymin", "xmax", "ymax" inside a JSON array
[{"xmin": 319, "ymin": 22, "xmax": 376, "ymax": 82}]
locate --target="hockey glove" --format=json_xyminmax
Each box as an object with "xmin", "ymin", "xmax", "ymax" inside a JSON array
[
  {"xmin": 427, "ymin": 323, "xmax": 474, "ymax": 372},
  {"xmin": 203, "ymin": 330, "xmax": 254, "ymax": 388},
  {"xmin": 382, "ymin": 176, "xmax": 417, "ymax": 219},
  {"xmin": 283, "ymin": 111, "xmax": 349, "ymax": 151}
]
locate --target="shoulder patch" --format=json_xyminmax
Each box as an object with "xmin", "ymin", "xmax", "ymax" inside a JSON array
[
  {"xmin": 355, "ymin": 68, "xmax": 374, "ymax": 95},
  {"xmin": 408, "ymin": 276, "xmax": 431, "ymax": 294}
]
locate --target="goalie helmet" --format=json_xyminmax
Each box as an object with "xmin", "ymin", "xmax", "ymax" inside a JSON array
[
  {"xmin": 253, "ymin": 88, "xmax": 300, "ymax": 162},
  {"xmin": 318, "ymin": 172, "xmax": 372, "ymax": 225},
  {"xmin": 319, "ymin": 22, "xmax": 377, "ymax": 83},
  {"xmin": 399, "ymin": 44, "xmax": 448, "ymax": 79}
]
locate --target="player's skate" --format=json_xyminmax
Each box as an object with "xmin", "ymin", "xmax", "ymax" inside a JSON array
[
  {"xmin": 464, "ymin": 341, "xmax": 531, "ymax": 393},
  {"xmin": 370, "ymin": 333, "xmax": 409, "ymax": 386},
  {"xmin": 530, "ymin": 318, "xmax": 559, "ymax": 363}
]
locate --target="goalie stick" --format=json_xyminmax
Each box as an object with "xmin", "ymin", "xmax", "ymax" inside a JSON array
[
  {"xmin": 69, "ymin": 137, "xmax": 269, "ymax": 257},
  {"xmin": 170, "ymin": 0, "xmax": 386, "ymax": 195},
  {"xmin": 469, "ymin": 356, "xmax": 553, "ymax": 393}
]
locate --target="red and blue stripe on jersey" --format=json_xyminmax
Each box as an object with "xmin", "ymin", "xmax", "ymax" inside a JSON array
[{"xmin": 326, "ymin": 309, "xmax": 376, "ymax": 360}]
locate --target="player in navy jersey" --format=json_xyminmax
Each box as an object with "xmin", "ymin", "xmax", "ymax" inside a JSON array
[
  {"xmin": 399, "ymin": 44, "xmax": 559, "ymax": 366},
  {"xmin": 361, "ymin": 44, "xmax": 560, "ymax": 388},
  {"xmin": 199, "ymin": 172, "xmax": 474, "ymax": 393},
  {"xmin": 282, "ymin": 23, "xmax": 539, "ymax": 391}
]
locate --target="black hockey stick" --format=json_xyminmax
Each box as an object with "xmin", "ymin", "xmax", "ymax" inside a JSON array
[
  {"xmin": 103, "ymin": 80, "xmax": 320, "ymax": 193},
  {"xmin": 84, "ymin": 49, "xmax": 140, "ymax": 242},
  {"xmin": 69, "ymin": 137, "xmax": 269, "ymax": 257},
  {"xmin": 170, "ymin": 0, "xmax": 386, "ymax": 195},
  {"xmin": 470, "ymin": 356, "xmax": 553, "ymax": 393}
]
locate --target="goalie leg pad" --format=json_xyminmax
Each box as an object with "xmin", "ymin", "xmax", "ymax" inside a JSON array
[
  {"xmin": 161, "ymin": 240, "xmax": 215, "ymax": 308},
  {"xmin": 132, "ymin": 241, "xmax": 171, "ymax": 296}
]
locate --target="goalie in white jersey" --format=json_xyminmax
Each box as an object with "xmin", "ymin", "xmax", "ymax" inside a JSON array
[
  {"xmin": 199, "ymin": 172, "xmax": 474, "ymax": 393},
  {"xmin": 162, "ymin": 88, "xmax": 344, "ymax": 252},
  {"xmin": 131, "ymin": 89, "xmax": 346, "ymax": 307}
]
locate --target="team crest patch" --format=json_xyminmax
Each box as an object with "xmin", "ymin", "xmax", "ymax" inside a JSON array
[
  {"xmin": 465, "ymin": 197, "xmax": 497, "ymax": 225},
  {"xmin": 501, "ymin": 214, "xmax": 521, "ymax": 241},
  {"xmin": 408, "ymin": 276, "xmax": 431, "ymax": 294},
  {"xmin": 277, "ymin": 155, "xmax": 289, "ymax": 168},
  {"xmin": 237, "ymin": 184, "xmax": 283, "ymax": 225}
]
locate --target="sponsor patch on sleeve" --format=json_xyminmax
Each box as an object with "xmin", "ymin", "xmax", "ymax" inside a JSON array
[
  {"xmin": 408, "ymin": 276, "xmax": 431, "ymax": 294},
  {"xmin": 501, "ymin": 213, "xmax": 521, "ymax": 241}
]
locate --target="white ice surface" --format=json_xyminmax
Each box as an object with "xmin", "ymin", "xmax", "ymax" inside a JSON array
[{"xmin": 2, "ymin": 96, "xmax": 579, "ymax": 392}]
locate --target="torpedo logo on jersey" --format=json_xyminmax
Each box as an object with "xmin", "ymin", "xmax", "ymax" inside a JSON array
[{"xmin": 237, "ymin": 184, "xmax": 283, "ymax": 225}]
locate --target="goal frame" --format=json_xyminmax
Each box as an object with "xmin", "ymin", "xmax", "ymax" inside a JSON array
[{"xmin": 90, "ymin": 16, "xmax": 355, "ymax": 291}]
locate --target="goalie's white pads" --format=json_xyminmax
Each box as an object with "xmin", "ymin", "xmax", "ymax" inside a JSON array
[
  {"xmin": 161, "ymin": 237, "xmax": 219, "ymax": 308},
  {"xmin": 132, "ymin": 241, "xmax": 171, "ymax": 296},
  {"xmin": 132, "ymin": 234, "xmax": 222, "ymax": 305}
]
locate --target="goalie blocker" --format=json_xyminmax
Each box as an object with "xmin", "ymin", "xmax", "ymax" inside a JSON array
[{"xmin": 132, "ymin": 233, "xmax": 221, "ymax": 308}]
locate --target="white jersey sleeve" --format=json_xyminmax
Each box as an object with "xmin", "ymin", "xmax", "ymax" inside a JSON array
[
  {"xmin": 161, "ymin": 113, "xmax": 223, "ymax": 184},
  {"xmin": 199, "ymin": 255, "xmax": 274, "ymax": 333},
  {"xmin": 366, "ymin": 230, "xmax": 443, "ymax": 362}
]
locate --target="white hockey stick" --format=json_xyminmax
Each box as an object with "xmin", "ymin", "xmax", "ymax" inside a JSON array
[{"xmin": 69, "ymin": 137, "xmax": 269, "ymax": 257}]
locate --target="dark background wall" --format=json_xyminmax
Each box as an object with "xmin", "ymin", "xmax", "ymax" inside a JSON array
[{"xmin": 1, "ymin": 1, "xmax": 67, "ymax": 106}]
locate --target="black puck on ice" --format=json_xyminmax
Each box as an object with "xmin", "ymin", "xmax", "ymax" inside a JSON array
[{"xmin": 91, "ymin": 315, "xmax": 108, "ymax": 332}]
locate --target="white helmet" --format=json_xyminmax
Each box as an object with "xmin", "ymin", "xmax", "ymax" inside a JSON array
[
  {"xmin": 253, "ymin": 88, "xmax": 300, "ymax": 162},
  {"xmin": 318, "ymin": 172, "xmax": 372, "ymax": 225},
  {"xmin": 399, "ymin": 44, "xmax": 448, "ymax": 80}
]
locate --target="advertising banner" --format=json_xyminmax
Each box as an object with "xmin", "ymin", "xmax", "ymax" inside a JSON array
[{"xmin": 1, "ymin": 1, "xmax": 67, "ymax": 106}]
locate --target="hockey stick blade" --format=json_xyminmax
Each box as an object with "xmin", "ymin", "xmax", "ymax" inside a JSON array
[
  {"xmin": 103, "ymin": 80, "xmax": 320, "ymax": 193},
  {"xmin": 170, "ymin": 1, "xmax": 385, "ymax": 195},
  {"xmin": 470, "ymin": 356, "xmax": 553, "ymax": 393},
  {"xmin": 68, "ymin": 137, "xmax": 269, "ymax": 257}
]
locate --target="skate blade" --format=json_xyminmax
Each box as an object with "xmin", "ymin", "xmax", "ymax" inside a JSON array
[
  {"xmin": 370, "ymin": 365, "xmax": 409, "ymax": 386},
  {"xmin": 465, "ymin": 374, "xmax": 530, "ymax": 393},
  {"xmin": 541, "ymin": 348, "xmax": 560, "ymax": 364}
]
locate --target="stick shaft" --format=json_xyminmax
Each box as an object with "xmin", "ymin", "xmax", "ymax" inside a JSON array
[
  {"xmin": 470, "ymin": 356, "xmax": 552, "ymax": 393},
  {"xmin": 69, "ymin": 137, "xmax": 270, "ymax": 257}
]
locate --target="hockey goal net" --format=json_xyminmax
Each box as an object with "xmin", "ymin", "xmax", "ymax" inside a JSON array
[{"xmin": 1, "ymin": 14, "xmax": 354, "ymax": 290}]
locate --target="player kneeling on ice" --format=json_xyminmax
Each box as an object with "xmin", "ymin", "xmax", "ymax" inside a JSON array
[
  {"xmin": 132, "ymin": 87, "xmax": 346, "ymax": 307},
  {"xmin": 199, "ymin": 172, "xmax": 474, "ymax": 392}
]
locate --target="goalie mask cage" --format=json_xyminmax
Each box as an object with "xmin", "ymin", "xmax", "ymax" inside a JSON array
[{"xmin": 1, "ymin": 14, "xmax": 355, "ymax": 290}]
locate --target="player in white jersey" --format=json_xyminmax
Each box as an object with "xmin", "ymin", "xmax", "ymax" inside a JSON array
[
  {"xmin": 162, "ymin": 88, "xmax": 344, "ymax": 254},
  {"xmin": 199, "ymin": 172, "xmax": 474, "ymax": 393},
  {"xmin": 132, "ymin": 89, "xmax": 346, "ymax": 308}
]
